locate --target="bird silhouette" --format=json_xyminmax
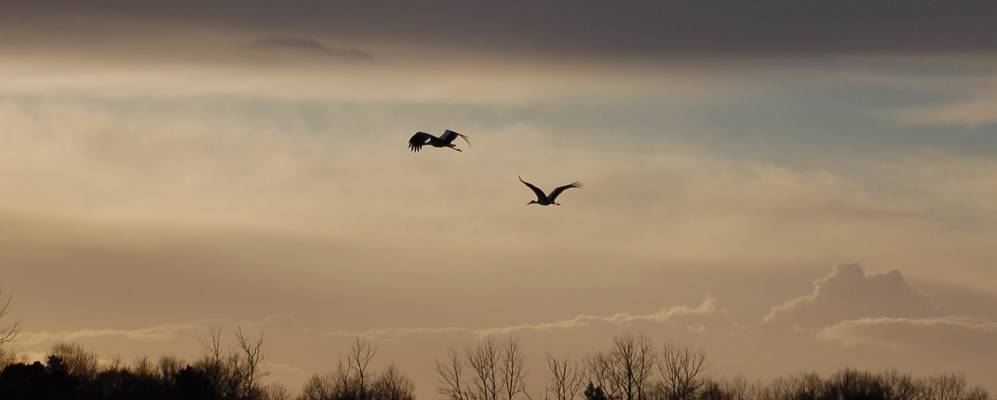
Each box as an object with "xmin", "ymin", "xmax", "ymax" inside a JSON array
[
  {"xmin": 408, "ymin": 129, "xmax": 470, "ymax": 152},
  {"xmin": 519, "ymin": 176, "xmax": 583, "ymax": 206}
]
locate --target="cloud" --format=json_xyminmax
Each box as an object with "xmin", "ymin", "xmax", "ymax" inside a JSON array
[
  {"xmin": 816, "ymin": 316, "xmax": 997, "ymax": 385},
  {"xmin": 764, "ymin": 264, "xmax": 941, "ymax": 328},
  {"xmin": 818, "ymin": 316, "xmax": 997, "ymax": 351},
  {"xmin": 13, "ymin": 318, "xmax": 233, "ymax": 348},
  {"xmin": 247, "ymin": 36, "xmax": 373, "ymax": 62},
  {"xmin": 1, "ymin": 1, "xmax": 995, "ymax": 59},
  {"xmin": 14, "ymin": 297, "xmax": 725, "ymax": 346},
  {"xmin": 893, "ymin": 94, "xmax": 997, "ymax": 127}
]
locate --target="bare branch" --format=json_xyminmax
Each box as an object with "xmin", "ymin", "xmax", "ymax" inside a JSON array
[
  {"xmin": 349, "ymin": 337, "xmax": 379, "ymax": 400},
  {"xmin": 468, "ymin": 337, "xmax": 502, "ymax": 400},
  {"xmin": 198, "ymin": 328, "xmax": 224, "ymax": 362},
  {"xmin": 0, "ymin": 289, "xmax": 22, "ymax": 346},
  {"xmin": 546, "ymin": 354, "xmax": 584, "ymax": 400},
  {"xmin": 373, "ymin": 365, "xmax": 416, "ymax": 400},
  {"xmin": 502, "ymin": 338, "xmax": 528, "ymax": 400},
  {"xmin": 436, "ymin": 349, "xmax": 470, "ymax": 400},
  {"xmin": 234, "ymin": 325, "xmax": 266, "ymax": 400},
  {"xmin": 588, "ymin": 334, "xmax": 655, "ymax": 400},
  {"xmin": 657, "ymin": 343, "xmax": 706, "ymax": 400}
]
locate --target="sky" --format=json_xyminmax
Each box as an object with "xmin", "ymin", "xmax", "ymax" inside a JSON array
[{"xmin": 1, "ymin": 0, "xmax": 997, "ymax": 396}]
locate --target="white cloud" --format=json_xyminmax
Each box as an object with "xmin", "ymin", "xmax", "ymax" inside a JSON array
[
  {"xmin": 14, "ymin": 297, "xmax": 725, "ymax": 346},
  {"xmin": 14, "ymin": 319, "xmax": 222, "ymax": 347},
  {"xmin": 764, "ymin": 264, "xmax": 940, "ymax": 328},
  {"xmin": 818, "ymin": 316, "xmax": 997, "ymax": 351}
]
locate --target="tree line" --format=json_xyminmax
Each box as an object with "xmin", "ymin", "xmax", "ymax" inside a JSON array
[
  {"xmin": 0, "ymin": 333, "xmax": 990, "ymax": 400},
  {"xmin": 0, "ymin": 329, "xmax": 414, "ymax": 400},
  {"xmin": 0, "ymin": 290, "xmax": 992, "ymax": 400},
  {"xmin": 433, "ymin": 334, "xmax": 991, "ymax": 400}
]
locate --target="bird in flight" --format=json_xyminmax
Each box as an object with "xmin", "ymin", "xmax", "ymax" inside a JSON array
[
  {"xmin": 408, "ymin": 129, "xmax": 471, "ymax": 152},
  {"xmin": 519, "ymin": 176, "xmax": 583, "ymax": 206}
]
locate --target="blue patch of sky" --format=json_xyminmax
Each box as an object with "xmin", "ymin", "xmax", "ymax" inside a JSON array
[{"xmin": 4, "ymin": 74, "xmax": 994, "ymax": 169}]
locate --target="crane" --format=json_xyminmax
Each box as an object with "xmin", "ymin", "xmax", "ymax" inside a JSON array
[
  {"xmin": 408, "ymin": 129, "xmax": 471, "ymax": 152},
  {"xmin": 519, "ymin": 176, "xmax": 583, "ymax": 206}
]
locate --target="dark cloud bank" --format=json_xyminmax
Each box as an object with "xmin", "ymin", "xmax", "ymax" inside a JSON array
[
  {"xmin": 247, "ymin": 36, "xmax": 374, "ymax": 62},
  {"xmin": 2, "ymin": 0, "xmax": 995, "ymax": 59}
]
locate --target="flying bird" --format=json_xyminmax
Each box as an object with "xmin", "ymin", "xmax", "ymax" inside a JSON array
[
  {"xmin": 408, "ymin": 129, "xmax": 471, "ymax": 152},
  {"xmin": 519, "ymin": 176, "xmax": 583, "ymax": 206}
]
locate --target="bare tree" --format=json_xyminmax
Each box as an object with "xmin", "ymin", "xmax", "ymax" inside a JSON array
[
  {"xmin": 501, "ymin": 338, "xmax": 528, "ymax": 400},
  {"xmin": 0, "ymin": 348, "xmax": 18, "ymax": 370},
  {"xmin": 335, "ymin": 358, "xmax": 357, "ymax": 398},
  {"xmin": 197, "ymin": 328, "xmax": 230, "ymax": 396},
  {"xmin": 926, "ymin": 373, "xmax": 967, "ymax": 400},
  {"xmin": 300, "ymin": 340, "xmax": 413, "ymax": 400},
  {"xmin": 882, "ymin": 369, "xmax": 920, "ymax": 400},
  {"xmin": 546, "ymin": 354, "xmax": 584, "ymax": 400},
  {"xmin": 468, "ymin": 338, "xmax": 502, "ymax": 400},
  {"xmin": 372, "ymin": 365, "xmax": 417, "ymax": 400},
  {"xmin": 0, "ymin": 289, "xmax": 21, "ymax": 347},
  {"xmin": 235, "ymin": 325, "xmax": 266, "ymax": 400},
  {"xmin": 965, "ymin": 387, "xmax": 992, "ymax": 400},
  {"xmin": 159, "ymin": 355, "xmax": 184, "ymax": 384},
  {"xmin": 0, "ymin": 291, "xmax": 19, "ymax": 370},
  {"xmin": 264, "ymin": 383, "xmax": 291, "ymax": 400},
  {"xmin": 199, "ymin": 328, "xmax": 225, "ymax": 362},
  {"xmin": 437, "ymin": 349, "xmax": 471, "ymax": 400},
  {"xmin": 619, "ymin": 334, "xmax": 656, "ymax": 400},
  {"xmin": 583, "ymin": 334, "xmax": 655, "ymax": 400},
  {"xmin": 585, "ymin": 352, "xmax": 622, "ymax": 400},
  {"xmin": 299, "ymin": 374, "xmax": 337, "ymax": 400},
  {"xmin": 134, "ymin": 356, "xmax": 155, "ymax": 377},
  {"xmin": 194, "ymin": 326, "xmax": 269, "ymax": 399},
  {"xmin": 722, "ymin": 376, "xmax": 749, "ymax": 400},
  {"xmin": 696, "ymin": 380, "xmax": 727, "ymax": 400},
  {"xmin": 657, "ymin": 343, "xmax": 705, "ymax": 400},
  {"xmin": 347, "ymin": 338, "xmax": 379, "ymax": 400},
  {"xmin": 50, "ymin": 342, "xmax": 99, "ymax": 381},
  {"xmin": 438, "ymin": 338, "xmax": 529, "ymax": 400}
]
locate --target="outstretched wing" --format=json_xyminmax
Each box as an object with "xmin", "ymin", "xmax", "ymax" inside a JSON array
[
  {"xmin": 548, "ymin": 181, "xmax": 583, "ymax": 201},
  {"xmin": 440, "ymin": 129, "xmax": 471, "ymax": 147},
  {"xmin": 408, "ymin": 132, "xmax": 433, "ymax": 152},
  {"xmin": 518, "ymin": 176, "xmax": 548, "ymax": 201}
]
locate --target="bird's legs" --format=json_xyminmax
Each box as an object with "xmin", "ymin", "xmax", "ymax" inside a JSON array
[{"xmin": 448, "ymin": 145, "xmax": 462, "ymax": 152}]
